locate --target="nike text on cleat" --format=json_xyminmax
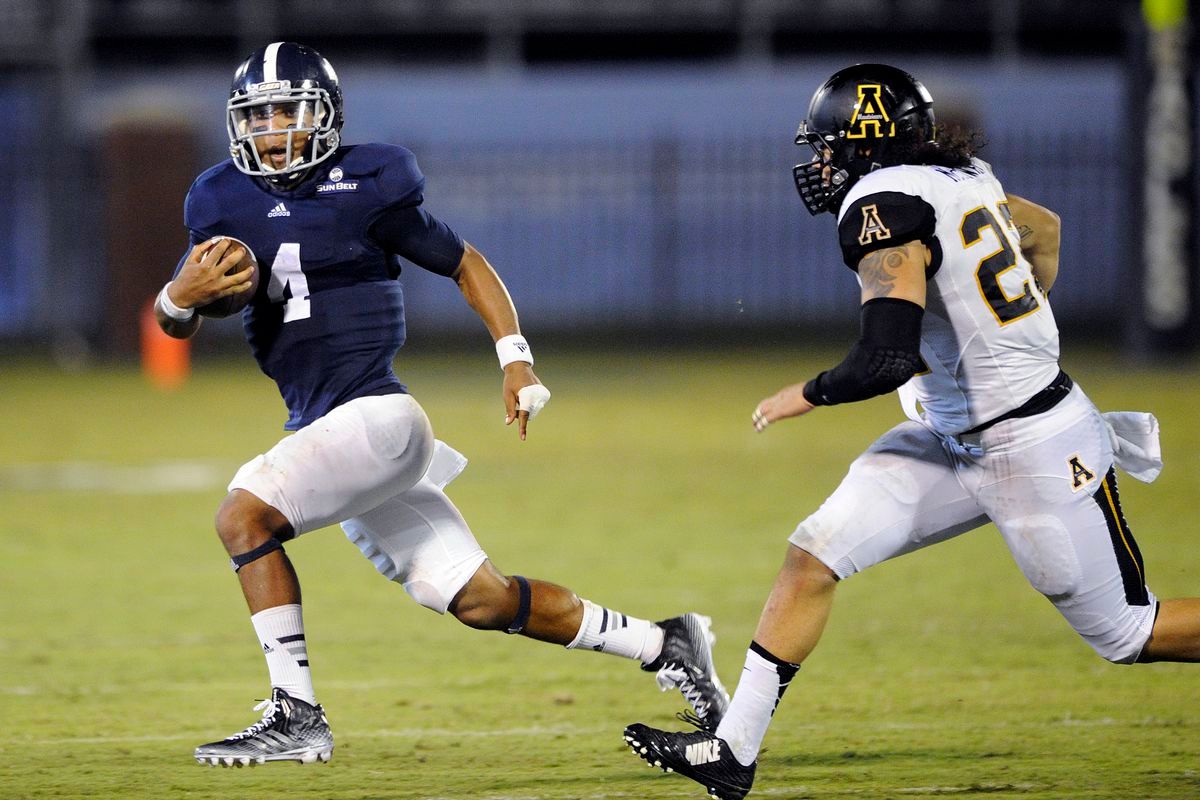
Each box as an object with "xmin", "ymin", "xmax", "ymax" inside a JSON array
[
  {"xmin": 194, "ymin": 687, "xmax": 333, "ymax": 766},
  {"xmin": 642, "ymin": 613, "xmax": 730, "ymax": 730},
  {"xmin": 624, "ymin": 723, "xmax": 755, "ymax": 800}
]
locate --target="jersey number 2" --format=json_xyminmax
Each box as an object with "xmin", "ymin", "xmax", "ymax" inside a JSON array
[
  {"xmin": 266, "ymin": 243, "xmax": 311, "ymax": 322},
  {"xmin": 961, "ymin": 203, "xmax": 1040, "ymax": 325}
]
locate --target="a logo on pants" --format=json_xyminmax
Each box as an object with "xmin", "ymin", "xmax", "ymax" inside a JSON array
[{"xmin": 1068, "ymin": 454, "xmax": 1096, "ymax": 491}]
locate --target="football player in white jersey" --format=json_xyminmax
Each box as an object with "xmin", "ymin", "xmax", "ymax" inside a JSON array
[{"xmin": 624, "ymin": 63, "xmax": 1200, "ymax": 800}]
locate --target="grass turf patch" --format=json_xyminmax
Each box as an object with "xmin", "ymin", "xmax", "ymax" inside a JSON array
[{"xmin": 2, "ymin": 344, "xmax": 1199, "ymax": 799}]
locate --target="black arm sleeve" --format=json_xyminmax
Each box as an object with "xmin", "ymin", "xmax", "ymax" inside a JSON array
[
  {"xmin": 802, "ymin": 297, "xmax": 925, "ymax": 406},
  {"xmin": 369, "ymin": 204, "xmax": 465, "ymax": 278}
]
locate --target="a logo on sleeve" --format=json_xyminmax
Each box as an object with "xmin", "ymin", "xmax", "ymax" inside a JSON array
[
  {"xmin": 847, "ymin": 84, "xmax": 896, "ymax": 140},
  {"xmin": 1069, "ymin": 454, "xmax": 1096, "ymax": 491},
  {"xmin": 857, "ymin": 204, "xmax": 892, "ymax": 245}
]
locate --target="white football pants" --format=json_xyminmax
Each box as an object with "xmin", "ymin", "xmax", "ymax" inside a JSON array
[
  {"xmin": 789, "ymin": 384, "xmax": 1158, "ymax": 664},
  {"xmin": 228, "ymin": 393, "xmax": 488, "ymax": 613}
]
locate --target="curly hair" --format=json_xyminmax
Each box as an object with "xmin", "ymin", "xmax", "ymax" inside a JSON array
[{"xmin": 893, "ymin": 125, "xmax": 986, "ymax": 168}]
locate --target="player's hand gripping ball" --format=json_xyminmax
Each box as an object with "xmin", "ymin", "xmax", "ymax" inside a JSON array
[{"xmin": 195, "ymin": 236, "xmax": 259, "ymax": 318}]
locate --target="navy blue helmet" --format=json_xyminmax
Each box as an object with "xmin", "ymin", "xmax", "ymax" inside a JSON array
[
  {"xmin": 226, "ymin": 42, "xmax": 344, "ymax": 185},
  {"xmin": 793, "ymin": 64, "xmax": 935, "ymax": 215}
]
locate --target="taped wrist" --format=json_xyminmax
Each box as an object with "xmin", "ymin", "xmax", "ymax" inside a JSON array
[{"xmin": 802, "ymin": 297, "xmax": 924, "ymax": 406}]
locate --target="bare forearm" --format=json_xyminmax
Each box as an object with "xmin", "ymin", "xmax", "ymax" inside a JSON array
[
  {"xmin": 455, "ymin": 242, "xmax": 520, "ymax": 339},
  {"xmin": 1006, "ymin": 194, "xmax": 1060, "ymax": 292},
  {"xmin": 452, "ymin": 241, "xmax": 549, "ymax": 440}
]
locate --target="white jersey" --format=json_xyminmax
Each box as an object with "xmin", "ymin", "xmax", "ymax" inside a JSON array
[{"xmin": 836, "ymin": 158, "xmax": 1060, "ymax": 435}]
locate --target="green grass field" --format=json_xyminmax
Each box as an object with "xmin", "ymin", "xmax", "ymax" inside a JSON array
[{"xmin": 3, "ymin": 343, "xmax": 1200, "ymax": 800}]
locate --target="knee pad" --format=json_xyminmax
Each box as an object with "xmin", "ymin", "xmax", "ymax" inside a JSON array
[{"xmin": 229, "ymin": 537, "xmax": 284, "ymax": 572}]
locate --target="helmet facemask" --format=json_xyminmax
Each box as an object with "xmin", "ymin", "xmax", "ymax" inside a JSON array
[
  {"xmin": 792, "ymin": 124, "xmax": 881, "ymax": 216},
  {"xmin": 227, "ymin": 80, "xmax": 340, "ymax": 185}
]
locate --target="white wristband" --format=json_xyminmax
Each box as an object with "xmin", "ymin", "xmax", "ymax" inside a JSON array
[
  {"xmin": 495, "ymin": 334, "xmax": 533, "ymax": 369},
  {"xmin": 157, "ymin": 283, "xmax": 194, "ymax": 321}
]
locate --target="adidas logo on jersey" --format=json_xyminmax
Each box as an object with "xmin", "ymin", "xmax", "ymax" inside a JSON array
[
  {"xmin": 684, "ymin": 738, "xmax": 722, "ymax": 766},
  {"xmin": 267, "ymin": 202, "xmax": 291, "ymax": 218}
]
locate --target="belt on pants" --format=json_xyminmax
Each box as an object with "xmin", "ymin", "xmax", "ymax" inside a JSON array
[{"xmin": 960, "ymin": 369, "xmax": 1074, "ymax": 438}]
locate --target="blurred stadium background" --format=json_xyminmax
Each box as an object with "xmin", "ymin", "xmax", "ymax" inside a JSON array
[
  {"xmin": 0, "ymin": 0, "xmax": 1195, "ymax": 362},
  {"xmin": 5, "ymin": 3, "xmax": 1200, "ymax": 799}
]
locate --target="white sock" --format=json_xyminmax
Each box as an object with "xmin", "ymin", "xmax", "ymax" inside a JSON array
[
  {"xmin": 250, "ymin": 604, "xmax": 316, "ymax": 705},
  {"xmin": 715, "ymin": 642, "xmax": 800, "ymax": 766},
  {"xmin": 566, "ymin": 599, "xmax": 664, "ymax": 663}
]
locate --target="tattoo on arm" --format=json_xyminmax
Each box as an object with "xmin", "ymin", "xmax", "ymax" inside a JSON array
[
  {"xmin": 1017, "ymin": 224, "xmax": 1034, "ymax": 242},
  {"xmin": 858, "ymin": 249, "xmax": 906, "ymax": 296}
]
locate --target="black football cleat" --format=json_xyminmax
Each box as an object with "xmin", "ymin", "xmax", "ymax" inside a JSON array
[
  {"xmin": 642, "ymin": 613, "xmax": 730, "ymax": 730},
  {"xmin": 194, "ymin": 688, "xmax": 333, "ymax": 766},
  {"xmin": 624, "ymin": 722, "xmax": 756, "ymax": 800}
]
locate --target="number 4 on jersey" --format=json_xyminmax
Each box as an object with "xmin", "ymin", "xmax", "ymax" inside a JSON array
[{"xmin": 266, "ymin": 243, "xmax": 311, "ymax": 322}]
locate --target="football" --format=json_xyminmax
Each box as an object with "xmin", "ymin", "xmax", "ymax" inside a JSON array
[{"xmin": 195, "ymin": 236, "xmax": 259, "ymax": 319}]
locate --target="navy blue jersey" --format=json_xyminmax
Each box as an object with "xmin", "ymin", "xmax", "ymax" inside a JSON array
[{"xmin": 180, "ymin": 143, "xmax": 464, "ymax": 430}]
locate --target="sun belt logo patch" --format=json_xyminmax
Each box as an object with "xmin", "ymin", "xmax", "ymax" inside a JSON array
[
  {"xmin": 847, "ymin": 84, "xmax": 896, "ymax": 140},
  {"xmin": 858, "ymin": 203, "xmax": 892, "ymax": 245}
]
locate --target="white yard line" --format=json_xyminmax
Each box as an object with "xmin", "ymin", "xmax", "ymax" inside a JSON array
[{"xmin": 0, "ymin": 460, "xmax": 235, "ymax": 493}]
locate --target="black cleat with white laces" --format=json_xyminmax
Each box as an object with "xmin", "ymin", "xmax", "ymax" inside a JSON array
[
  {"xmin": 194, "ymin": 687, "xmax": 334, "ymax": 767},
  {"xmin": 624, "ymin": 723, "xmax": 756, "ymax": 800},
  {"xmin": 642, "ymin": 613, "xmax": 730, "ymax": 731}
]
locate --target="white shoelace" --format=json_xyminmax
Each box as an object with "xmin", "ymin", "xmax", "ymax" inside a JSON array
[
  {"xmin": 228, "ymin": 697, "xmax": 278, "ymax": 741},
  {"xmin": 655, "ymin": 665, "xmax": 711, "ymax": 716}
]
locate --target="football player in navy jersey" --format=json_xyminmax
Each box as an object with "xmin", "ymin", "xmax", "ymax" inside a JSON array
[
  {"xmin": 155, "ymin": 42, "xmax": 728, "ymax": 767},
  {"xmin": 624, "ymin": 64, "xmax": 1200, "ymax": 800}
]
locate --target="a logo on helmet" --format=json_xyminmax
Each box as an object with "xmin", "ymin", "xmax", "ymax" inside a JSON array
[
  {"xmin": 846, "ymin": 84, "xmax": 896, "ymax": 140},
  {"xmin": 250, "ymin": 80, "xmax": 289, "ymax": 94}
]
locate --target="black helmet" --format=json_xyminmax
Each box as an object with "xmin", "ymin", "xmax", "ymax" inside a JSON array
[
  {"xmin": 226, "ymin": 42, "xmax": 344, "ymax": 185},
  {"xmin": 793, "ymin": 64, "xmax": 935, "ymax": 215}
]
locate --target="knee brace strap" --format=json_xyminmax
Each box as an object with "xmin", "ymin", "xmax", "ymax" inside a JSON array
[
  {"xmin": 504, "ymin": 575, "xmax": 532, "ymax": 635},
  {"xmin": 230, "ymin": 537, "xmax": 284, "ymax": 572}
]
